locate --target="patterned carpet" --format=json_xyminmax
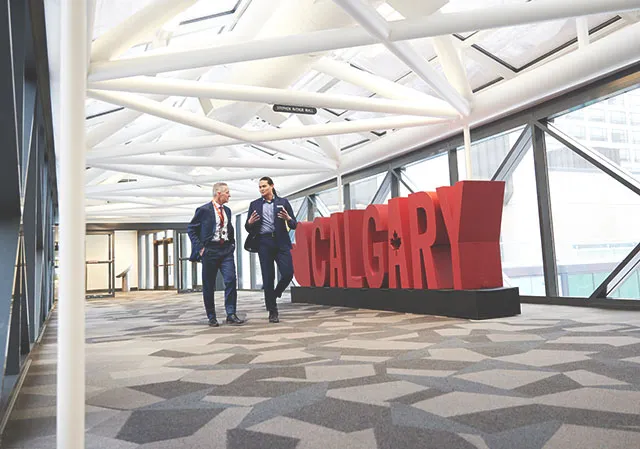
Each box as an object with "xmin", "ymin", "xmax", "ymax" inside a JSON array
[{"xmin": 2, "ymin": 290, "xmax": 640, "ymax": 448}]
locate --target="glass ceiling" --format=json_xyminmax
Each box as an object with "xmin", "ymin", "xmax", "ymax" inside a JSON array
[{"xmin": 82, "ymin": 0, "xmax": 639, "ymax": 223}]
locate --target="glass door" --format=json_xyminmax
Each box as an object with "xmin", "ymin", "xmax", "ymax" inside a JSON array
[
  {"xmin": 176, "ymin": 231, "xmax": 201, "ymax": 292},
  {"xmin": 153, "ymin": 237, "xmax": 174, "ymax": 290}
]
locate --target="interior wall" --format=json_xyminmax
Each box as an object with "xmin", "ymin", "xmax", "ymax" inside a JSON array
[
  {"xmin": 115, "ymin": 231, "xmax": 138, "ymax": 289},
  {"xmin": 85, "ymin": 231, "xmax": 139, "ymax": 291},
  {"xmin": 85, "ymin": 233, "xmax": 110, "ymax": 291}
]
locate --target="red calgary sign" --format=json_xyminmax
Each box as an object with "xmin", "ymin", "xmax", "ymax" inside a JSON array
[{"xmin": 291, "ymin": 181, "xmax": 506, "ymax": 290}]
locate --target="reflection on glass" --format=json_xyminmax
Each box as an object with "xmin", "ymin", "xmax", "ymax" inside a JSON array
[
  {"xmin": 499, "ymin": 149, "xmax": 545, "ymax": 296},
  {"xmin": 316, "ymin": 187, "xmax": 340, "ymax": 216},
  {"xmin": 471, "ymin": 127, "xmax": 525, "ymax": 180},
  {"xmin": 610, "ymin": 266, "xmax": 640, "ymax": 299},
  {"xmin": 402, "ymin": 153, "xmax": 449, "ymax": 192},
  {"xmin": 349, "ymin": 172, "xmax": 386, "ymax": 209},
  {"xmin": 86, "ymin": 264, "xmax": 110, "ymax": 291},
  {"xmin": 86, "ymin": 234, "xmax": 110, "ymax": 261},
  {"xmin": 546, "ymin": 136, "xmax": 640, "ymax": 298},
  {"xmin": 551, "ymin": 87, "xmax": 640, "ymax": 299}
]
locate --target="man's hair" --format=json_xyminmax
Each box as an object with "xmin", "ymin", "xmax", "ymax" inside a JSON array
[{"xmin": 212, "ymin": 182, "xmax": 228, "ymax": 196}]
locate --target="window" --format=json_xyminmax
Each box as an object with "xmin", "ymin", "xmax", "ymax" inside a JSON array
[
  {"xmin": 607, "ymin": 95, "xmax": 625, "ymax": 107},
  {"xmin": 611, "ymin": 129, "xmax": 628, "ymax": 143},
  {"xmin": 588, "ymin": 109, "xmax": 606, "ymax": 122},
  {"xmin": 632, "ymin": 131, "xmax": 640, "ymax": 145},
  {"xmin": 402, "ymin": 153, "xmax": 450, "ymax": 192},
  {"xmin": 609, "ymin": 111, "xmax": 627, "ymax": 125},
  {"xmin": 630, "ymin": 112, "xmax": 640, "ymax": 126},
  {"xmin": 569, "ymin": 125, "xmax": 586, "ymax": 140},
  {"xmin": 589, "ymin": 127, "xmax": 607, "ymax": 141},
  {"xmin": 565, "ymin": 109, "xmax": 585, "ymax": 120},
  {"xmin": 349, "ymin": 172, "xmax": 387, "ymax": 209}
]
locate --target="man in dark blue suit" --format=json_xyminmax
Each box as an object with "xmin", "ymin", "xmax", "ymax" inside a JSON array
[
  {"xmin": 245, "ymin": 176, "xmax": 297, "ymax": 323},
  {"xmin": 188, "ymin": 182, "xmax": 244, "ymax": 327}
]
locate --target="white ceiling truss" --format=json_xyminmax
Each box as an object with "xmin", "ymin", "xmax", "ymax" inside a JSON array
[{"xmin": 46, "ymin": 0, "xmax": 640, "ymax": 222}]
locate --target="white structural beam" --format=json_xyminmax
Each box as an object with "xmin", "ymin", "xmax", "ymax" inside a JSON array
[
  {"xmin": 88, "ymin": 76, "xmax": 459, "ymax": 118},
  {"xmin": 86, "ymin": 68, "xmax": 209, "ymax": 148},
  {"xmin": 87, "ymin": 164, "xmax": 198, "ymax": 184},
  {"xmin": 430, "ymin": 36, "xmax": 473, "ymax": 101},
  {"xmin": 91, "ymin": 154, "xmax": 333, "ymax": 170},
  {"xmin": 87, "ymin": 89, "xmax": 248, "ymax": 140},
  {"xmin": 88, "ymin": 190, "xmax": 213, "ymax": 199},
  {"xmin": 87, "ymin": 0, "xmax": 640, "ymax": 81},
  {"xmin": 88, "ymin": 165, "xmax": 328, "ymax": 186},
  {"xmin": 333, "ymin": 0, "xmax": 471, "ymax": 115},
  {"xmin": 386, "ymin": 0, "xmax": 449, "ymax": 18},
  {"xmin": 90, "ymin": 136, "xmax": 240, "ymax": 159},
  {"xmin": 340, "ymin": 21, "xmax": 640, "ymax": 173},
  {"xmin": 87, "ymin": 89, "xmax": 446, "ymax": 144},
  {"xmin": 313, "ymin": 57, "xmax": 447, "ymax": 102},
  {"xmin": 576, "ymin": 18, "xmax": 590, "ymax": 48},
  {"xmin": 58, "ymin": 1, "xmax": 86, "ymax": 448},
  {"xmin": 87, "ymin": 197, "xmax": 163, "ymax": 207},
  {"xmin": 89, "ymin": 136, "xmax": 334, "ymax": 168},
  {"xmin": 86, "ymin": 179, "xmax": 185, "ymax": 194},
  {"xmin": 90, "ymin": 0, "xmax": 198, "ymax": 62},
  {"xmin": 87, "ymin": 105, "xmax": 153, "ymax": 148},
  {"xmin": 299, "ymin": 115, "xmax": 341, "ymax": 161}
]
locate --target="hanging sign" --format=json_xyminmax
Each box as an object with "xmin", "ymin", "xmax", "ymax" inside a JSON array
[{"xmin": 273, "ymin": 104, "xmax": 318, "ymax": 115}]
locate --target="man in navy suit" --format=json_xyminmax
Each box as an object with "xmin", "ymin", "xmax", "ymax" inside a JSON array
[
  {"xmin": 245, "ymin": 176, "xmax": 297, "ymax": 323},
  {"xmin": 187, "ymin": 182, "xmax": 245, "ymax": 327}
]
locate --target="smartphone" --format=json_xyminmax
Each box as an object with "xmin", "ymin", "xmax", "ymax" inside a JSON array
[{"xmin": 276, "ymin": 205, "xmax": 285, "ymax": 218}]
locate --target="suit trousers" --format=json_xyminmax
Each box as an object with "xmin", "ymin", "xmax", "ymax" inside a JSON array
[
  {"xmin": 257, "ymin": 234, "xmax": 293, "ymax": 312},
  {"xmin": 201, "ymin": 242, "xmax": 237, "ymax": 320}
]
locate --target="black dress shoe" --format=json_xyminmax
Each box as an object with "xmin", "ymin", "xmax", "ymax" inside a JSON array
[
  {"xmin": 226, "ymin": 314, "xmax": 245, "ymax": 325},
  {"xmin": 208, "ymin": 318, "xmax": 219, "ymax": 327},
  {"xmin": 268, "ymin": 311, "xmax": 279, "ymax": 323}
]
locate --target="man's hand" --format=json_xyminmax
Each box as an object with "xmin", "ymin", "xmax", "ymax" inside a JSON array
[
  {"xmin": 200, "ymin": 248, "xmax": 205, "ymax": 256},
  {"xmin": 248, "ymin": 210, "xmax": 261, "ymax": 225},
  {"xmin": 277, "ymin": 208, "xmax": 291, "ymax": 221}
]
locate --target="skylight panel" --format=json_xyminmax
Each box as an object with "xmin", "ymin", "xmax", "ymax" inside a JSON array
[{"xmin": 474, "ymin": 15, "xmax": 620, "ymax": 71}]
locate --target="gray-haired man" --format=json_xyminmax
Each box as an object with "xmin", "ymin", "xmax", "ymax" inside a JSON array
[{"xmin": 187, "ymin": 182, "xmax": 245, "ymax": 326}]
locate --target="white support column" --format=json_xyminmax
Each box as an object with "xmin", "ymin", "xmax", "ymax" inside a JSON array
[
  {"xmin": 58, "ymin": 1, "xmax": 86, "ymax": 448},
  {"xmin": 86, "ymin": 0, "xmax": 96, "ymax": 65},
  {"xmin": 337, "ymin": 171, "xmax": 344, "ymax": 212},
  {"xmin": 463, "ymin": 125, "xmax": 472, "ymax": 180},
  {"xmin": 576, "ymin": 18, "xmax": 590, "ymax": 48}
]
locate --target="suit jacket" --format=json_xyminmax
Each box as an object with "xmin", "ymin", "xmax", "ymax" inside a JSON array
[
  {"xmin": 244, "ymin": 196, "xmax": 297, "ymax": 252},
  {"xmin": 187, "ymin": 202, "xmax": 235, "ymax": 262}
]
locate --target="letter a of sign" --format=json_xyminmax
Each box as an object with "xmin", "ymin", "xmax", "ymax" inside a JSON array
[
  {"xmin": 344, "ymin": 210, "xmax": 366, "ymax": 288},
  {"xmin": 387, "ymin": 197, "xmax": 413, "ymax": 289},
  {"xmin": 436, "ymin": 181, "xmax": 505, "ymax": 289}
]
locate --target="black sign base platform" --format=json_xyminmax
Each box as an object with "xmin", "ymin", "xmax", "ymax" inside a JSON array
[{"xmin": 291, "ymin": 286, "xmax": 520, "ymax": 320}]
